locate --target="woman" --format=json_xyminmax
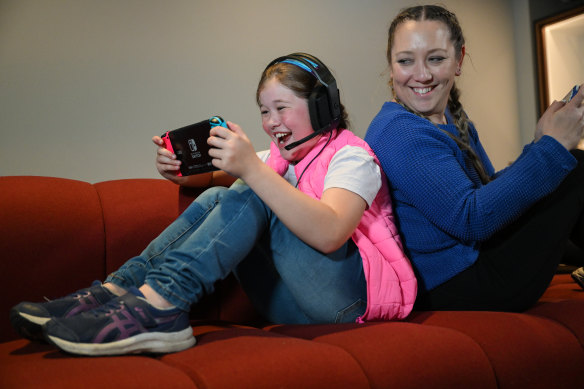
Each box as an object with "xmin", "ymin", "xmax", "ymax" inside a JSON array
[
  {"xmin": 11, "ymin": 53, "xmax": 416, "ymax": 356},
  {"xmin": 365, "ymin": 5, "xmax": 584, "ymax": 311}
]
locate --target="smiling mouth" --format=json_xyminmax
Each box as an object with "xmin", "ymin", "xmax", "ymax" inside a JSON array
[
  {"xmin": 412, "ymin": 86, "xmax": 435, "ymax": 95},
  {"xmin": 275, "ymin": 132, "xmax": 291, "ymax": 145}
]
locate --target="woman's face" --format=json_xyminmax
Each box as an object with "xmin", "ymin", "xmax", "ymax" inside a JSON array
[
  {"xmin": 390, "ymin": 19, "xmax": 464, "ymax": 124},
  {"xmin": 259, "ymin": 77, "xmax": 319, "ymax": 162}
]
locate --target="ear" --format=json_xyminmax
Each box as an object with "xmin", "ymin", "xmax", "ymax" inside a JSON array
[{"xmin": 455, "ymin": 45, "xmax": 465, "ymax": 76}]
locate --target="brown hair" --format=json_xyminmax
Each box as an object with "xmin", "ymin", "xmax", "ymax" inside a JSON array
[
  {"xmin": 387, "ymin": 5, "xmax": 491, "ymax": 184},
  {"xmin": 256, "ymin": 61, "xmax": 350, "ymax": 131}
]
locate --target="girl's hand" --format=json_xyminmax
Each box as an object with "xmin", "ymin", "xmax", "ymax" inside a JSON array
[
  {"xmin": 536, "ymin": 84, "xmax": 584, "ymax": 150},
  {"xmin": 152, "ymin": 136, "xmax": 185, "ymax": 185},
  {"xmin": 207, "ymin": 121, "xmax": 262, "ymax": 179}
]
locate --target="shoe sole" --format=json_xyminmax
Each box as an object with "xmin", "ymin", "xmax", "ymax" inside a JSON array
[
  {"xmin": 9, "ymin": 309, "xmax": 51, "ymax": 341},
  {"xmin": 46, "ymin": 327, "xmax": 196, "ymax": 356}
]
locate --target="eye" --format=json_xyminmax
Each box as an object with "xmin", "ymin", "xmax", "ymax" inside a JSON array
[
  {"xmin": 429, "ymin": 56, "xmax": 446, "ymax": 63},
  {"xmin": 396, "ymin": 58, "xmax": 413, "ymax": 65}
]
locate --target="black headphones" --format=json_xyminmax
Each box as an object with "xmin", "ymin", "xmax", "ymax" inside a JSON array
[{"xmin": 266, "ymin": 53, "xmax": 341, "ymax": 148}]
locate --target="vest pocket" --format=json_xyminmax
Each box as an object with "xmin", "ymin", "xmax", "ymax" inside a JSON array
[{"xmin": 335, "ymin": 299, "xmax": 367, "ymax": 323}]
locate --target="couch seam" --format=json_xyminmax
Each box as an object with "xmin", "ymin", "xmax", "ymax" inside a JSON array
[{"xmin": 92, "ymin": 183, "xmax": 108, "ymax": 281}]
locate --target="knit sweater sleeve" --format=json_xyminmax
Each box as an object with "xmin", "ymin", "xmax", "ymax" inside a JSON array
[{"xmin": 365, "ymin": 105, "xmax": 577, "ymax": 242}]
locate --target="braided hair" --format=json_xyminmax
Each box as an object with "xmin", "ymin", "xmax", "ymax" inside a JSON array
[{"xmin": 387, "ymin": 5, "xmax": 491, "ymax": 184}]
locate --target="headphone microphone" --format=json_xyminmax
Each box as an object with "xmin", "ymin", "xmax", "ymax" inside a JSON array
[
  {"xmin": 265, "ymin": 53, "xmax": 342, "ymax": 150},
  {"xmin": 284, "ymin": 128, "xmax": 325, "ymax": 151}
]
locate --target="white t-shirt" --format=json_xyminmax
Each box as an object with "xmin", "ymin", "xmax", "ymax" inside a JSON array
[{"xmin": 256, "ymin": 145, "xmax": 381, "ymax": 207}]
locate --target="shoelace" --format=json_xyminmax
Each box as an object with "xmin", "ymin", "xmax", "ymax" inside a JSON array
[
  {"xmin": 42, "ymin": 289, "xmax": 90, "ymax": 303},
  {"xmin": 87, "ymin": 298, "xmax": 125, "ymax": 317}
]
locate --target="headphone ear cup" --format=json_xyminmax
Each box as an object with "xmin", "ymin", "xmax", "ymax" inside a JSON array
[{"xmin": 308, "ymin": 84, "xmax": 332, "ymax": 132}]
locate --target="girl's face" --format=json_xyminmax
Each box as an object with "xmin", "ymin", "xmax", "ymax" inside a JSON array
[
  {"xmin": 390, "ymin": 20, "xmax": 464, "ymax": 124},
  {"xmin": 259, "ymin": 77, "xmax": 320, "ymax": 162}
]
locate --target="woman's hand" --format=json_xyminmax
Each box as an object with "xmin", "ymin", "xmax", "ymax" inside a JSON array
[
  {"xmin": 207, "ymin": 121, "xmax": 262, "ymax": 179},
  {"xmin": 536, "ymin": 84, "xmax": 584, "ymax": 150}
]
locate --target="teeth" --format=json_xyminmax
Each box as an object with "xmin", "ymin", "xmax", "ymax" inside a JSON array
[
  {"xmin": 275, "ymin": 133, "xmax": 289, "ymax": 143},
  {"xmin": 414, "ymin": 87, "xmax": 432, "ymax": 94}
]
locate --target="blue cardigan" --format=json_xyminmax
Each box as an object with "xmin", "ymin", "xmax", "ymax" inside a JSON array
[{"xmin": 365, "ymin": 102, "xmax": 577, "ymax": 291}]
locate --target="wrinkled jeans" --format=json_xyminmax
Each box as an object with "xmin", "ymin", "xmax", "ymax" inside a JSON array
[{"xmin": 106, "ymin": 180, "xmax": 367, "ymax": 324}]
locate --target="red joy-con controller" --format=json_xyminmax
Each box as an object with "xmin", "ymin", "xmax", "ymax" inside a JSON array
[{"xmin": 161, "ymin": 131, "xmax": 183, "ymax": 176}]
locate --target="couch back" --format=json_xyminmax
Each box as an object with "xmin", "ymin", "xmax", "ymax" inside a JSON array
[{"xmin": 0, "ymin": 176, "xmax": 258, "ymax": 342}]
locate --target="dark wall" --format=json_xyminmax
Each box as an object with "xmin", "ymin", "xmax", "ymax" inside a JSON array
[
  {"xmin": 529, "ymin": 0, "xmax": 584, "ymax": 22},
  {"xmin": 529, "ymin": 0, "xmax": 584, "ymax": 115},
  {"xmin": 529, "ymin": 0, "xmax": 584, "ymax": 264}
]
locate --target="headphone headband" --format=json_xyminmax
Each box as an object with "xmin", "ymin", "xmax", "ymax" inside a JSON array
[{"xmin": 267, "ymin": 53, "xmax": 335, "ymax": 87}]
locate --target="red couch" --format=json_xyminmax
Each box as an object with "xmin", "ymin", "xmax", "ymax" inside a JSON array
[{"xmin": 2, "ymin": 176, "xmax": 584, "ymax": 389}]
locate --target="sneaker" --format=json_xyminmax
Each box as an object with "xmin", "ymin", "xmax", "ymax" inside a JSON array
[
  {"xmin": 571, "ymin": 267, "xmax": 584, "ymax": 290},
  {"xmin": 9, "ymin": 281, "xmax": 116, "ymax": 341},
  {"xmin": 43, "ymin": 287, "xmax": 196, "ymax": 356}
]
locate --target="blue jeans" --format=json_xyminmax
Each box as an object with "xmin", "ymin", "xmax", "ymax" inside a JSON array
[{"xmin": 106, "ymin": 180, "xmax": 367, "ymax": 324}]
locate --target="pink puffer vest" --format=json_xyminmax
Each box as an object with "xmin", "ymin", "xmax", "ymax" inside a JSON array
[{"xmin": 267, "ymin": 129, "xmax": 417, "ymax": 321}]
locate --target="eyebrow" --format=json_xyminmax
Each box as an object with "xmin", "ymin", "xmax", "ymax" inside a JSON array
[
  {"xmin": 262, "ymin": 99, "xmax": 291, "ymax": 106},
  {"xmin": 259, "ymin": 99, "xmax": 290, "ymax": 109},
  {"xmin": 395, "ymin": 47, "xmax": 449, "ymax": 55}
]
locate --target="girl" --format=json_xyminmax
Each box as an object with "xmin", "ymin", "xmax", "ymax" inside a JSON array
[
  {"xmin": 365, "ymin": 5, "xmax": 584, "ymax": 312},
  {"xmin": 11, "ymin": 53, "xmax": 416, "ymax": 356}
]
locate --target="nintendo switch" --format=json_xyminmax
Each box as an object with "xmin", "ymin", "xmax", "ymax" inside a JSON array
[{"xmin": 161, "ymin": 116, "xmax": 227, "ymax": 176}]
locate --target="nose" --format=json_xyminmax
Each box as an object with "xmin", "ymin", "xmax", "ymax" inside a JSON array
[
  {"xmin": 265, "ymin": 112, "xmax": 281, "ymax": 129},
  {"xmin": 413, "ymin": 62, "xmax": 432, "ymax": 82}
]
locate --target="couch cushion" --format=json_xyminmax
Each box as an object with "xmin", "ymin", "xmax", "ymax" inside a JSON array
[
  {"xmin": 162, "ymin": 324, "xmax": 370, "ymax": 388},
  {"xmin": 528, "ymin": 300, "xmax": 584, "ymax": 347},
  {"xmin": 93, "ymin": 179, "xmax": 180, "ymax": 274},
  {"xmin": 0, "ymin": 339, "xmax": 197, "ymax": 389},
  {"xmin": 0, "ymin": 176, "xmax": 105, "ymax": 342},
  {"xmin": 268, "ymin": 322, "xmax": 497, "ymax": 389},
  {"xmin": 408, "ymin": 310, "xmax": 584, "ymax": 388},
  {"xmin": 540, "ymin": 273, "xmax": 584, "ymax": 301}
]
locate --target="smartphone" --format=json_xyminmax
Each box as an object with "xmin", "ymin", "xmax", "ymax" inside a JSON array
[
  {"xmin": 161, "ymin": 116, "xmax": 227, "ymax": 176},
  {"xmin": 562, "ymin": 85, "xmax": 581, "ymax": 104}
]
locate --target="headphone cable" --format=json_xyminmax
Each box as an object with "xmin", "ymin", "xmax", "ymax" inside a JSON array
[{"xmin": 295, "ymin": 131, "xmax": 333, "ymax": 188}]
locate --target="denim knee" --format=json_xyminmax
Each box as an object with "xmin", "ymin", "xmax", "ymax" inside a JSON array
[{"xmin": 194, "ymin": 186, "xmax": 230, "ymax": 208}]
